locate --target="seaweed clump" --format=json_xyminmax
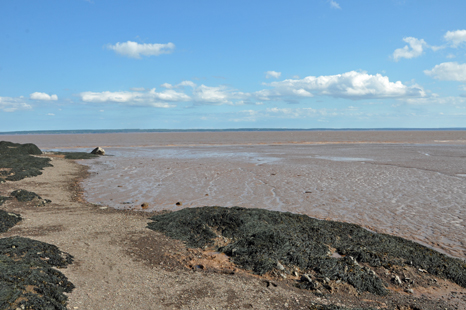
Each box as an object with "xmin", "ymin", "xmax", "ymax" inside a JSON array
[
  {"xmin": 0, "ymin": 141, "xmax": 52, "ymax": 181},
  {"xmin": 148, "ymin": 206, "xmax": 466, "ymax": 296},
  {"xmin": 0, "ymin": 236, "xmax": 74, "ymax": 310},
  {"xmin": 10, "ymin": 189, "xmax": 42, "ymax": 202},
  {"xmin": 0, "ymin": 210, "xmax": 21, "ymax": 233},
  {"xmin": 53, "ymin": 151, "xmax": 98, "ymax": 160}
]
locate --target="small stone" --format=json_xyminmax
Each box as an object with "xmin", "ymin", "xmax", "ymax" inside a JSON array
[
  {"xmin": 301, "ymin": 274, "xmax": 313, "ymax": 283},
  {"xmin": 176, "ymin": 202, "xmax": 182, "ymax": 206},
  {"xmin": 277, "ymin": 261, "xmax": 285, "ymax": 271},
  {"xmin": 293, "ymin": 271, "xmax": 299, "ymax": 277},
  {"xmin": 405, "ymin": 288, "xmax": 414, "ymax": 294},
  {"xmin": 141, "ymin": 202, "xmax": 149, "ymax": 209},
  {"xmin": 99, "ymin": 206, "xmax": 108, "ymax": 210},
  {"xmin": 393, "ymin": 275, "xmax": 402, "ymax": 285}
]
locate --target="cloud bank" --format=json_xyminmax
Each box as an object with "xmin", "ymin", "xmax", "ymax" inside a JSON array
[
  {"xmin": 258, "ymin": 71, "xmax": 426, "ymax": 100},
  {"xmin": 424, "ymin": 62, "xmax": 466, "ymax": 82},
  {"xmin": 0, "ymin": 97, "xmax": 32, "ymax": 112},
  {"xmin": 107, "ymin": 41, "xmax": 175, "ymax": 59}
]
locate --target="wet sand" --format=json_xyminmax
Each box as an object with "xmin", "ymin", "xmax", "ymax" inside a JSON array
[{"xmin": 3, "ymin": 131, "xmax": 466, "ymax": 259}]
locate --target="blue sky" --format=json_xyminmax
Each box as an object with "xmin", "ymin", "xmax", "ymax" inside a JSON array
[{"xmin": 1, "ymin": 0, "xmax": 466, "ymax": 131}]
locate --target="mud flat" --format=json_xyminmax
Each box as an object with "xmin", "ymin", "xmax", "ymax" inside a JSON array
[{"xmin": 1, "ymin": 140, "xmax": 466, "ymax": 309}]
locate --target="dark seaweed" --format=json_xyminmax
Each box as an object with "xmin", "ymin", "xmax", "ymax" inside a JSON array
[
  {"xmin": 0, "ymin": 196, "xmax": 10, "ymax": 206},
  {"xmin": 0, "ymin": 237, "xmax": 74, "ymax": 310},
  {"xmin": 148, "ymin": 206, "xmax": 466, "ymax": 295},
  {"xmin": 10, "ymin": 189, "xmax": 42, "ymax": 202},
  {"xmin": 0, "ymin": 210, "xmax": 21, "ymax": 233},
  {"xmin": 0, "ymin": 141, "xmax": 52, "ymax": 181},
  {"xmin": 53, "ymin": 152, "xmax": 98, "ymax": 160}
]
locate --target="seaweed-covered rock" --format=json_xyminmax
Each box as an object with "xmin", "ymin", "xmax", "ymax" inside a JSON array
[
  {"xmin": 148, "ymin": 206, "xmax": 466, "ymax": 295},
  {"xmin": 10, "ymin": 189, "xmax": 42, "ymax": 202},
  {"xmin": 0, "ymin": 210, "xmax": 21, "ymax": 233},
  {"xmin": 0, "ymin": 141, "xmax": 52, "ymax": 181},
  {"xmin": 0, "ymin": 237, "xmax": 74, "ymax": 310}
]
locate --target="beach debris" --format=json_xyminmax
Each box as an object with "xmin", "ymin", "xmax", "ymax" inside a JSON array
[
  {"xmin": 148, "ymin": 206, "xmax": 466, "ymax": 296},
  {"xmin": 90, "ymin": 146, "xmax": 105, "ymax": 155}
]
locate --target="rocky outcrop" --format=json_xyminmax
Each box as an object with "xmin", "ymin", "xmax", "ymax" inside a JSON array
[{"xmin": 90, "ymin": 147, "xmax": 105, "ymax": 155}]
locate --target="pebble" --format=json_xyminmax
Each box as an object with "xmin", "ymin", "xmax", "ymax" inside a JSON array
[
  {"xmin": 277, "ymin": 261, "xmax": 285, "ymax": 271},
  {"xmin": 393, "ymin": 275, "xmax": 402, "ymax": 285}
]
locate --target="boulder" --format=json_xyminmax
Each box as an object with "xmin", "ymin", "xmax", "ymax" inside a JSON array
[{"xmin": 90, "ymin": 147, "xmax": 105, "ymax": 155}]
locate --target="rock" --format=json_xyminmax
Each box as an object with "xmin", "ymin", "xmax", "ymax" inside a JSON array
[
  {"xmin": 301, "ymin": 274, "xmax": 313, "ymax": 283},
  {"xmin": 90, "ymin": 147, "xmax": 105, "ymax": 155},
  {"xmin": 405, "ymin": 288, "xmax": 414, "ymax": 294},
  {"xmin": 141, "ymin": 202, "xmax": 149, "ymax": 209},
  {"xmin": 393, "ymin": 275, "xmax": 402, "ymax": 285},
  {"xmin": 277, "ymin": 261, "xmax": 285, "ymax": 271}
]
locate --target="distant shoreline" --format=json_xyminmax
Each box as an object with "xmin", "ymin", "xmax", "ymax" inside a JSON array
[{"xmin": 2, "ymin": 127, "xmax": 466, "ymax": 135}]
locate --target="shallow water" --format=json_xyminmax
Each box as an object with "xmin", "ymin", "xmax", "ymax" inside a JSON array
[{"xmin": 3, "ymin": 131, "xmax": 466, "ymax": 259}]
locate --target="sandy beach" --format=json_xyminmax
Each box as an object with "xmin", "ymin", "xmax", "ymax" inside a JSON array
[{"xmin": 1, "ymin": 131, "xmax": 466, "ymax": 309}]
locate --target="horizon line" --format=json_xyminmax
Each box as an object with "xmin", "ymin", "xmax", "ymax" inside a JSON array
[{"xmin": 2, "ymin": 127, "xmax": 466, "ymax": 135}]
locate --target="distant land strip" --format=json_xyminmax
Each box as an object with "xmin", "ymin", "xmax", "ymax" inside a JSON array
[{"xmin": 1, "ymin": 128, "xmax": 466, "ymax": 135}]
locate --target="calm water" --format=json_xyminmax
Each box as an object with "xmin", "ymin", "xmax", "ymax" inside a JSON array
[{"xmin": 3, "ymin": 131, "xmax": 466, "ymax": 259}]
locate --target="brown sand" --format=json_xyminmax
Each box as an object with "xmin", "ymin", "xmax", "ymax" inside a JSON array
[{"xmin": 1, "ymin": 155, "xmax": 466, "ymax": 309}]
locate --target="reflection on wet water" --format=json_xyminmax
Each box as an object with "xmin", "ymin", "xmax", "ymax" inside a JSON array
[
  {"xmin": 78, "ymin": 143, "xmax": 466, "ymax": 260},
  {"xmin": 3, "ymin": 131, "xmax": 466, "ymax": 259}
]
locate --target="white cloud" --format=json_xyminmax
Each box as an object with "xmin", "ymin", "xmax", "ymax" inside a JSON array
[
  {"xmin": 47, "ymin": 113, "xmax": 55, "ymax": 116},
  {"xmin": 392, "ymin": 37, "xmax": 428, "ymax": 61},
  {"xmin": 0, "ymin": 97, "xmax": 32, "ymax": 112},
  {"xmin": 403, "ymin": 96, "xmax": 466, "ymax": 105},
  {"xmin": 258, "ymin": 71, "xmax": 425, "ymax": 100},
  {"xmin": 130, "ymin": 87, "xmax": 146, "ymax": 91},
  {"xmin": 192, "ymin": 85, "xmax": 233, "ymax": 104},
  {"xmin": 446, "ymin": 54, "xmax": 456, "ymax": 59},
  {"xmin": 329, "ymin": 0, "xmax": 341, "ymax": 9},
  {"xmin": 265, "ymin": 71, "xmax": 282, "ymax": 79},
  {"xmin": 30, "ymin": 92, "xmax": 58, "ymax": 101},
  {"xmin": 161, "ymin": 81, "xmax": 196, "ymax": 89},
  {"xmin": 107, "ymin": 41, "xmax": 175, "ymax": 59},
  {"xmin": 79, "ymin": 88, "xmax": 189, "ymax": 108},
  {"xmin": 424, "ymin": 62, "xmax": 466, "ymax": 82},
  {"xmin": 444, "ymin": 30, "xmax": 466, "ymax": 48}
]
